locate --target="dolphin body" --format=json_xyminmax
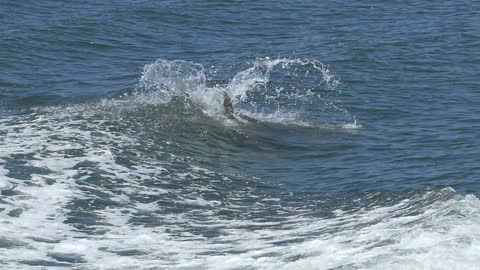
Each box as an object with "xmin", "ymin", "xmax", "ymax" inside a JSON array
[
  {"xmin": 223, "ymin": 92, "xmax": 234, "ymax": 115},
  {"xmin": 222, "ymin": 92, "xmax": 259, "ymax": 124}
]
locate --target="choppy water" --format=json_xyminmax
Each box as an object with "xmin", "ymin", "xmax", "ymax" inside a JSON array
[{"xmin": 1, "ymin": 1, "xmax": 480, "ymax": 269}]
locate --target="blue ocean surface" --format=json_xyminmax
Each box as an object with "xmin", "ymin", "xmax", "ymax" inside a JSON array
[{"xmin": 1, "ymin": 1, "xmax": 479, "ymax": 269}]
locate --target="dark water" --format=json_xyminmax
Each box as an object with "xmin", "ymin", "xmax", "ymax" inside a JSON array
[{"xmin": 1, "ymin": 1, "xmax": 479, "ymax": 269}]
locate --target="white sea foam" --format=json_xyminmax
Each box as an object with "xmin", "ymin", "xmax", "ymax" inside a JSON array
[
  {"xmin": 143, "ymin": 189, "xmax": 479, "ymax": 270},
  {"xmin": 1, "ymin": 112, "xmax": 478, "ymax": 270},
  {"xmin": 0, "ymin": 178, "xmax": 10, "ymax": 190}
]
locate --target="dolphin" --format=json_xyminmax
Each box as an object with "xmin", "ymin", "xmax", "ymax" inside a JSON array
[{"xmin": 223, "ymin": 92, "xmax": 234, "ymax": 115}]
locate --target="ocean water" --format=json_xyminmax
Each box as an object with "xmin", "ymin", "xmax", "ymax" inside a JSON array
[{"xmin": 1, "ymin": 1, "xmax": 480, "ymax": 269}]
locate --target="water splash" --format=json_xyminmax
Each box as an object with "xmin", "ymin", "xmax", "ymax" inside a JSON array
[
  {"xmin": 136, "ymin": 57, "xmax": 355, "ymax": 127},
  {"xmin": 138, "ymin": 59, "xmax": 207, "ymax": 104},
  {"xmin": 32, "ymin": 58, "xmax": 356, "ymax": 129}
]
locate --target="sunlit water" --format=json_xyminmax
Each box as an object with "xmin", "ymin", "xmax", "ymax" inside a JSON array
[{"xmin": 1, "ymin": 1, "xmax": 479, "ymax": 269}]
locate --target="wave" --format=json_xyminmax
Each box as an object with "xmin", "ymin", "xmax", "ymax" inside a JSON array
[
  {"xmin": 0, "ymin": 74, "xmax": 477, "ymax": 268},
  {"xmin": 0, "ymin": 116, "xmax": 477, "ymax": 270}
]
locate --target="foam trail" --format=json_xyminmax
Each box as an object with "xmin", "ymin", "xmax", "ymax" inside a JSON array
[
  {"xmin": 0, "ymin": 109, "xmax": 479, "ymax": 269},
  {"xmin": 147, "ymin": 188, "xmax": 480, "ymax": 270}
]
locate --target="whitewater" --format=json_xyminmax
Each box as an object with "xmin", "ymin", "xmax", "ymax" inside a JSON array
[{"xmin": 1, "ymin": 1, "xmax": 479, "ymax": 269}]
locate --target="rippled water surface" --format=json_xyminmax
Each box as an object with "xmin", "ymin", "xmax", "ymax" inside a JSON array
[{"xmin": 1, "ymin": 1, "xmax": 480, "ymax": 269}]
